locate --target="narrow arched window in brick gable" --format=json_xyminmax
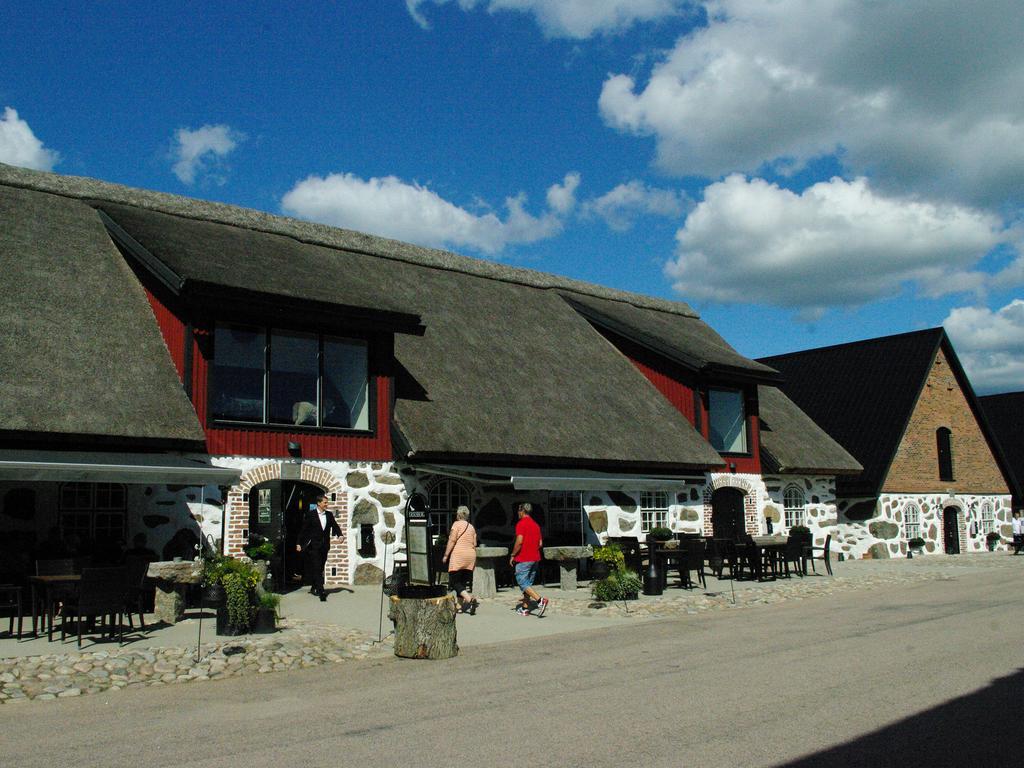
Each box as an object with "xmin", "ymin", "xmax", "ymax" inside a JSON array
[{"xmin": 936, "ymin": 427, "xmax": 954, "ymax": 481}]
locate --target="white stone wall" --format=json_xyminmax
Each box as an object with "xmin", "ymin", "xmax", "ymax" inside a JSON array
[
  {"xmin": 763, "ymin": 475, "xmax": 839, "ymax": 548},
  {"xmin": 833, "ymin": 493, "xmax": 1014, "ymax": 559}
]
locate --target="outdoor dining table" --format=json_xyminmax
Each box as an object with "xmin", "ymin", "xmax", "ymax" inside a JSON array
[
  {"xmin": 649, "ymin": 545, "xmax": 690, "ymax": 589},
  {"xmin": 28, "ymin": 573, "xmax": 80, "ymax": 640}
]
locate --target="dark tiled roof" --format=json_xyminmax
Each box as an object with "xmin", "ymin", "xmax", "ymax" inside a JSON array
[
  {"xmin": 756, "ymin": 386, "xmax": 862, "ymax": 475},
  {"xmin": 759, "ymin": 329, "xmax": 945, "ymax": 495},
  {"xmin": 0, "ymin": 185, "xmax": 206, "ymax": 446},
  {"xmin": 979, "ymin": 391, "xmax": 1024, "ymax": 505}
]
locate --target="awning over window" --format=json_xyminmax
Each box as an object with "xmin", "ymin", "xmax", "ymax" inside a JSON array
[
  {"xmin": 0, "ymin": 450, "xmax": 242, "ymax": 486},
  {"xmin": 416, "ymin": 463, "xmax": 699, "ymax": 491}
]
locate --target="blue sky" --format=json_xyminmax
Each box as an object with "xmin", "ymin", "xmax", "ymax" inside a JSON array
[{"xmin": 2, "ymin": 1, "xmax": 1022, "ymax": 393}]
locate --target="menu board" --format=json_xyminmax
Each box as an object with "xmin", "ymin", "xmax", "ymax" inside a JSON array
[{"xmin": 406, "ymin": 519, "xmax": 431, "ymax": 585}]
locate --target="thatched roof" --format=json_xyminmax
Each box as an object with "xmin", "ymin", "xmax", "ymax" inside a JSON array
[
  {"xmin": 0, "ymin": 184, "xmax": 205, "ymax": 447},
  {"xmin": 563, "ymin": 293, "xmax": 779, "ymax": 381},
  {"xmin": 0, "ymin": 163, "xmax": 822, "ymax": 471},
  {"xmin": 757, "ymin": 386, "xmax": 862, "ymax": 475}
]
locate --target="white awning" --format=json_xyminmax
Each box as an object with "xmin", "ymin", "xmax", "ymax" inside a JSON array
[
  {"xmin": 415, "ymin": 463, "xmax": 698, "ymax": 491},
  {"xmin": 0, "ymin": 450, "xmax": 242, "ymax": 486}
]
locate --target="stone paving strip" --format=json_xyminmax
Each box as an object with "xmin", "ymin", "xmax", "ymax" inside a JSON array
[{"xmin": 0, "ymin": 622, "xmax": 392, "ymax": 705}]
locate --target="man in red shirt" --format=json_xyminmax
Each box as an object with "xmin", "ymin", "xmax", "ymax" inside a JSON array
[{"xmin": 509, "ymin": 502, "xmax": 549, "ymax": 616}]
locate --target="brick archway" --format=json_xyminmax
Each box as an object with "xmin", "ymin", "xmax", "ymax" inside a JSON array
[
  {"xmin": 225, "ymin": 462, "xmax": 350, "ymax": 585},
  {"xmin": 703, "ymin": 476, "xmax": 759, "ymax": 536}
]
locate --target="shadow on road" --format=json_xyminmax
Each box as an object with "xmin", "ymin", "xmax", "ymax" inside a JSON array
[{"xmin": 778, "ymin": 667, "xmax": 1024, "ymax": 767}]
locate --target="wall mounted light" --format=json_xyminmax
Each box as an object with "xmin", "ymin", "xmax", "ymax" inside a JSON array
[{"xmin": 287, "ymin": 441, "xmax": 302, "ymax": 458}]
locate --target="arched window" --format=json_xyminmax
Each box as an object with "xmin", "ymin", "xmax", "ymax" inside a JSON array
[
  {"xmin": 904, "ymin": 502, "xmax": 921, "ymax": 541},
  {"xmin": 980, "ymin": 501, "xmax": 995, "ymax": 535},
  {"xmin": 936, "ymin": 427, "xmax": 954, "ymax": 481},
  {"xmin": 783, "ymin": 485, "xmax": 805, "ymax": 529},
  {"xmin": 427, "ymin": 478, "xmax": 472, "ymax": 537}
]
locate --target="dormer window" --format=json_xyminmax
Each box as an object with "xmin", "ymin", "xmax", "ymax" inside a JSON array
[
  {"xmin": 211, "ymin": 323, "xmax": 369, "ymax": 430},
  {"xmin": 708, "ymin": 388, "xmax": 747, "ymax": 454}
]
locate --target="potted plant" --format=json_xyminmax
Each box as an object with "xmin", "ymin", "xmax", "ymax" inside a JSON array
[
  {"xmin": 907, "ymin": 536, "xmax": 925, "ymax": 558},
  {"xmin": 648, "ymin": 526, "xmax": 674, "ymax": 544},
  {"xmin": 244, "ymin": 538, "xmax": 275, "ymax": 561},
  {"xmin": 986, "ymin": 531, "xmax": 1001, "ymax": 551},
  {"xmin": 254, "ymin": 591, "xmax": 280, "ymax": 634},
  {"xmin": 203, "ymin": 556, "xmax": 262, "ymax": 635},
  {"xmin": 590, "ymin": 542, "xmax": 625, "ymax": 580},
  {"xmin": 591, "ymin": 568, "xmax": 642, "ymax": 602}
]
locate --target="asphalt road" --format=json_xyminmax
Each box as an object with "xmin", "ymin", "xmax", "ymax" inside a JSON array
[{"xmin": 5, "ymin": 567, "xmax": 1023, "ymax": 768}]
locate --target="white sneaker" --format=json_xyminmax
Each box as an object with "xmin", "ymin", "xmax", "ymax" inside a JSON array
[{"xmin": 536, "ymin": 597, "xmax": 549, "ymax": 617}]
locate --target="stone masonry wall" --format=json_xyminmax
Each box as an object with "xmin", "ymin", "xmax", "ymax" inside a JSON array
[
  {"xmin": 834, "ymin": 493, "xmax": 1013, "ymax": 559},
  {"xmin": 883, "ymin": 347, "xmax": 1010, "ymax": 494}
]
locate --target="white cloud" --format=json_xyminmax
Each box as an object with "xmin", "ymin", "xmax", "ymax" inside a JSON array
[
  {"xmin": 546, "ymin": 171, "xmax": 580, "ymax": 215},
  {"xmin": 584, "ymin": 180, "xmax": 689, "ymax": 231},
  {"xmin": 0, "ymin": 107, "xmax": 59, "ymax": 171},
  {"xmin": 408, "ymin": 0, "xmax": 688, "ymax": 38},
  {"xmin": 599, "ymin": 0, "xmax": 1024, "ymax": 207},
  {"xmin": 944, "ymin": 300, "xmax": 1024, "ymax": 393},
  {"xmin": 281, "ymin": 172, "xmax": 570, "ymax": 254},
  {"xmin": 171, "ymin": 124, "xmax": 243, "ymax": 185},
  {"xmin": 665, "ymin": 175, "xmax": 1009, "ymax": 315}
]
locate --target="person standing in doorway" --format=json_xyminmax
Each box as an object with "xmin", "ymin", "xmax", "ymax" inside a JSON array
[
  {"xmin": 442, "ymin": 505, "xmax": 479, "ymax": 615},
  {"xmin": 509, "ymin": 502, "xmax": 548, "ymax": 616},
  {"xmin": 296, "ymin": 493, "xmax": 342, "ymax": 601}
]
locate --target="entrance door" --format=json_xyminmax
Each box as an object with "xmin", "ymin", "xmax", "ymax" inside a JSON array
[
  {"xmin": 711, "ymin": 488, "xmax": 746, "ymax": 540},
  {"xmin": 248, "ymin": 480, "xmax": 324, "ymax": 591},
  {"xmin": 943, "ymin": 507, "xmax": 960, "ymax": 554}
]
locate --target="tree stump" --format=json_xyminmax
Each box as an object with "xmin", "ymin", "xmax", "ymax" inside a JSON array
[{"xmin": 388, "ymin": 593, "xmax": 458, "ymax": 659}]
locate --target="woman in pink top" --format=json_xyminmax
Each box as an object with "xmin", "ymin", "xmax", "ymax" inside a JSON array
[{"xmin": 442, "ymin": 505, "xmax": 479, "ymax": 615}]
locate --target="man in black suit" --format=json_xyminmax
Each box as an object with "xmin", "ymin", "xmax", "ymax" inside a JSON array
[{"xmin": 296, "ymin": 493, "xmax": 342, "ymax": 601}]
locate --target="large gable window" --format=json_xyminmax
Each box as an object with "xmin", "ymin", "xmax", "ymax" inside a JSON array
[
  {"xmin": 211, "ymin": 324, "xmax": 369, "ymax": 430},
  {"xmin": 708, "ymin": 388, "xmax": 747, "ymax": 454}
]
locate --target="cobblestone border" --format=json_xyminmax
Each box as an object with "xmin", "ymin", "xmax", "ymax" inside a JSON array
[{"xmin": 0, "ymin": 621, "xmax": 392, "ymax": 705}]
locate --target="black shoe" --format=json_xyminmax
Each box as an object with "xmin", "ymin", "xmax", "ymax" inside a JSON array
[
  {"xmin": 309, "ymin": 588, "xmax": 318, "ymax": 595},
  {"xmin": 319, "ymin": 592, "xmax": 327, "ymax": 602}
]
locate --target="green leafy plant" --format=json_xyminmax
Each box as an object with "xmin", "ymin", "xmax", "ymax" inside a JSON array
[
  {"xmin": 258, "ymin": 591, "xmax": 282, "ymax": 618},
  {"xmin": 648, "ymin": 526, "xmax": 674, "ymax": 542},
  {"xmin": 223, "ymin": 572, "xmax": 257, "ymax": 630},
  {"xmin": 789, "ymin": 525, "xmax": 811, "ymax": 538},
  {"xmin": 908, "ymin": 537, "xmax": 926, "ymax": 550},
  {"xmin": 244, "ymin": 539, "xmax": 276, "ymax": 560},
  {"xmin": 591, "ymin": 569, "xmax": 642, "ymax": 601},
  {"xmin": 592, "ymin": 543, "xmax": 626, "ymax": 571},
  {"xmin": 986, "ymin": 531, "xmax": 1001, "ymax": 543}
]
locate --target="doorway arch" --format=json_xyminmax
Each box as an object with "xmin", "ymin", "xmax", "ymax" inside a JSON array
[
  {"xmin": 249, "ymin": 480, "xmax": 326, "ymax": 591},
  {"xmin": 711, "ymin": 487, "xmax": 746, "ymax": 540}
]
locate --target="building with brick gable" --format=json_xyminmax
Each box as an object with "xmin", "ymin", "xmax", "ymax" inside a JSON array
[
  {"xmin": 978, "ymin": 391, "xmax": 1024, "ymax": 511},
  {"xmin": 1, "ymin": 162, "xmax": 860, "ymax": 590},
  {"xmin": 761, "ymin": 330, "xmax": 1019, "ymax": 558}
]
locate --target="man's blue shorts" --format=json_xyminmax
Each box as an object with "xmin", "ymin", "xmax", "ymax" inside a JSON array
[{"xmin": 514, "ymin": 561, "xmax": 539, "ymax": 590}]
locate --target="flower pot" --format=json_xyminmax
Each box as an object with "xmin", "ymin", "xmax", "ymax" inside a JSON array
[
  {"xmin": 201, "ymin": 584, "xmax": 225, "ymax": 606},
  {"xmin": 253, "ymin": 607, "xmax": 277, "ymax": 634}
]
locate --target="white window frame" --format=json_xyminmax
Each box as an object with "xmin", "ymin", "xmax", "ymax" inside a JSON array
[
  {"xmin": 904, "ymin": 502, "xmax": 921, "ymax": 541},
  {"xmin": 783, "ymin": 484, "xmax": 805, "ymax": 529},
  {"xmin": 980, "ymin": 502, "xmax": 995, "ymax": 535},
  {"xmin": 547, "ymin": 491, "xmax": 583, "ymax": 534},
  {"xmin": 639, "ymin": 490, "xmax": 669, "ymax": 533}
]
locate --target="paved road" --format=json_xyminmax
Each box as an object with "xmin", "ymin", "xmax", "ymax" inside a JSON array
[{"xmin": 6, "ymin": 566, "xmax": 1023, "ymax": 767}]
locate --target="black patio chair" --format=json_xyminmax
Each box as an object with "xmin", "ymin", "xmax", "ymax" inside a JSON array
[
  {"xmin": 0, "ymin": 584, "xmax": 23, "ymax": 639},
  {"xmin": 807, "ymin": 534, "xmax": 833, "ymax": 576},
  {"xmin": 707, "ymin": 538, "xmax": 737, "ymax": 580},
  {"xmin": 124, "ymin": 555, "xmax": 150, "ymax": 630},
  {"xmin": 34, "ymin": 558, "xmax": 77, "ymax": 638},
  {"xmin": 780, "ymin": 535, "xmax": 805, "ymax": 578},
  {"xmin": 685, "ymin": 539, "xmax": 707, "ymax": 590},
  {"xmin": 60, "ymin": 567, "xmax": 128, "ymax": 648}
]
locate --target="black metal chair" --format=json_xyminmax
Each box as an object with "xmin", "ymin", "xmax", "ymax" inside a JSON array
[
  {"xmin": 34, "ymin": 558, "xmax": 77, "ymax": 638},
  {"xmin": 0, "ymin": 584, "xmax": 23, "ymax": 639},
  {"xmin": 807, "ymin": 534, "xmax": 833, "ymax": 575},
  {"xmin": 707, "ymin": 538, "xmax": 738, "ymax": 580},
  {"xmin": 60, "ymin": 567, "xmax": 128, "ymax": 648}
]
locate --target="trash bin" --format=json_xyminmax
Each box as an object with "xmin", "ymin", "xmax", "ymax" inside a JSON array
[{"xmin": 643, "ymin": 558, "xmax": 663, "ymax": 596}]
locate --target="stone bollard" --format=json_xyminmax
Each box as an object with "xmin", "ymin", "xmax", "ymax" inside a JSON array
[
  {"xmin": 473, "ymin": 546, "xmax": 509, "ymax": 598},
  {"xmin": 147, "ymin": 560, "xmax": 203, "ymax": 624},
  {"xmin": 541, "ymin": 546, "xmax": 593, "ymax": 591}
]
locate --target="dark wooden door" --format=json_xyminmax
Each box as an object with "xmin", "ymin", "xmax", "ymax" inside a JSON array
[
  {"xmin": 712, "ymin": 488, "xmax": 746, "ymax": 540},
  {"xmin": 943, "ymin": 507, "xmax": 960, "ymax": 554},
  {"xmin": 249, "ymin": 480, "xmax": 323, "ymax": 590}
]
